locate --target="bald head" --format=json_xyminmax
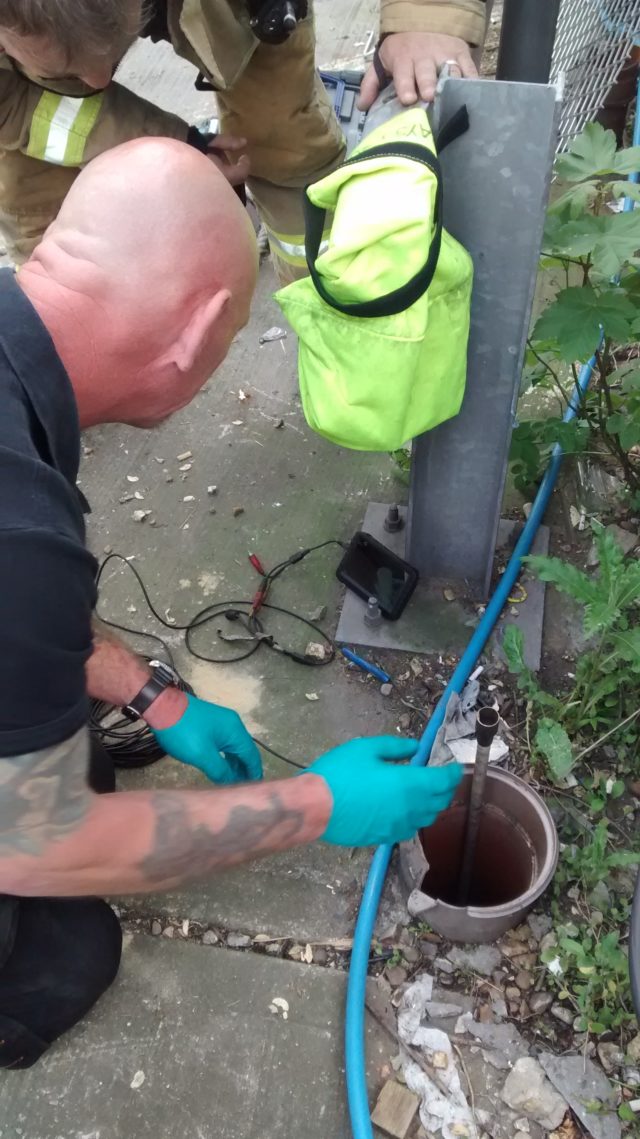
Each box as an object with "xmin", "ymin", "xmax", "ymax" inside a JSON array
[{"xmin": 19, "ymin": 138, "xmax": 258, "ymax": 427}]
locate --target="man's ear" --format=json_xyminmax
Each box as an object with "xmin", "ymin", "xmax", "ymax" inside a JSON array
[{"xmin": 169, "ymin": 289, "xmax": 231, "ymax": 374}]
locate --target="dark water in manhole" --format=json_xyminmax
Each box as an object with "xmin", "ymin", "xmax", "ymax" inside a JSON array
[{"xmin": 420, "ymin": 801, "xmax": 536, "ymax": 908}]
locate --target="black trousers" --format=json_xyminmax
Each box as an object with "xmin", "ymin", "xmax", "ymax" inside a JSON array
[{"xmin": 0, "ymin": 736, "xmax": 123, "ymax": 1069}]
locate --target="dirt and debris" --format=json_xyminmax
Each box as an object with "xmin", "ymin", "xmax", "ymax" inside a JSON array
[
  {"xmin": 372, "ymin": 1079, "xmax": 420, "ymax": 1139},
  {"xmin": 305, "ymin": 641, "xmax": 327, "ymax": 661},
  {"xmin": 259, "ymin": 326, "xmax": 287, "ymax": 345}
]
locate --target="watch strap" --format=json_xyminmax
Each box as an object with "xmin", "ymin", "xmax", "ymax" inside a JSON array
[{"xmin": 123, "ymin": 661, "xmax": 179, "ymax": 721}]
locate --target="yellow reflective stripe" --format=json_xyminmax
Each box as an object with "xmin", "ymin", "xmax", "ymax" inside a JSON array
[
  {"xmin": 62, "ymin": 93, "xmax": 104, "ymax": 164},
  {"xmin": 26, "ymin": 90, "xmax": 104, "ymax": 165},
  {"xmin": 264, "ymin": 226, "xmax": 330, "ymax": 266},
  {"xmin": 25, "ymin": 92, "xmax": 59, "ymax": 161}
]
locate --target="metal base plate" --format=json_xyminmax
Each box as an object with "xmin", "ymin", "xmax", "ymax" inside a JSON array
[{"xmin": 335, "ymin": 503, "xmax": 548, "ymax": 669}]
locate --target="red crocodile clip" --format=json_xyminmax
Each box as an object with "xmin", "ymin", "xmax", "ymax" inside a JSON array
[{"xmin": 248, "ymin": 552, "xmax": 266, "ymax": 575}]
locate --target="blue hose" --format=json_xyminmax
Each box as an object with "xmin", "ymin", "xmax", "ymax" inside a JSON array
[{"xmin": 345, "ymin": 359, "xmax": 595, "ymax": 1138}]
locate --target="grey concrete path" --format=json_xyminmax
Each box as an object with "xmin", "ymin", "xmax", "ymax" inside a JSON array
[{"xmin": 0, "ymin": 937, "xmax": 390, "ymax": 1139}]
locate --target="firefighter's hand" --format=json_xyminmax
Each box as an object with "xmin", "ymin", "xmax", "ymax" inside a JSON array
[
  {"xmin": 205, "ymin": 133, "xmax": 251, "ymax": 186},
  {"xmin": 358, "ymin": 32, "xmax": 477, "ymax": 110}
]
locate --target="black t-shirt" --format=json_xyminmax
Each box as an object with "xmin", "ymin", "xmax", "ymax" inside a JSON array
[{"xmin": 0, "ymin": 270, "xmax": 97, "ymax": 961}]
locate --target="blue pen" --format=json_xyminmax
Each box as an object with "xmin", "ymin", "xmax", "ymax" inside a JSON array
[{"xmin": 340, "ymin": 647, "xmax": 391, "ymax": 685}]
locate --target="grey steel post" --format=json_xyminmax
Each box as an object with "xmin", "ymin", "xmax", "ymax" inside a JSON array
[
  {"xmin": 496, "ymin": 0, "xmax": 562, "ymax": 83},
  {"xmin": 406, "ymin": 78, "xmax": 558, "ymax": 598}
]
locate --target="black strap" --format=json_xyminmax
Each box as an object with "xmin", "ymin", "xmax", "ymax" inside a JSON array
[
  {"xmin": 372, "ymin": 42, "xmax": 391, "ymax": 92},
  {"xmin": 194, "ymin": 71, "xmax": 215, "ymax": 91},
  {"xmin": 304, "ymin": 141, "xmax": 443, "ymax": 318},
  {"xmin": 435, "ymin": 105, "xmax": 470, "ymax": 152}
]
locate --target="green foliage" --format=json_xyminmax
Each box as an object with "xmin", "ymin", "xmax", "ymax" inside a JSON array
[
  {"xmin": 533, "ymin": 285, "xmax": 638, "ymax": 360},
  {"xmin": 504, "ymin": 528, "xmax": 640, "ymax": 782},
  {"xmin": 554, "ymin": 123, "xmax": 640, "ymax": 182},
  {"xmin": 544, "ymin": 926, "xmax": 632, "ymax": 1033},
  {"xmin": 389, "ymin": 447, "xmax": 411, "ymax": 485},
  {"xmin": 541, "ymin": 821, "xmax": 639, "ymax": 1034},
  {"xmin": 510, "ymin": 122, "xmax": 640, "ymax": 496},
  {"xmin": 560, "ymin": 818, "xmax": 640, "ymax": 891},
  {"xmin": 534, "ymin": 718, "xmax": 574, "ymax": 782},
  {"xmin": 510, "ymin": 418, "xmax": 589, "ymax": 494}
]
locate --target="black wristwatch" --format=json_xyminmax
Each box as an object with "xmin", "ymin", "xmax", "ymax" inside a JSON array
[{"xmin": 122, "ymin": 661, "xmax": 181, "ymax": 722}]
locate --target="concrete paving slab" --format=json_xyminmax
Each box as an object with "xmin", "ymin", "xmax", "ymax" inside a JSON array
[{"xmin": 0, "ymin": 935, "xmax": 391, "ymax": 1139}]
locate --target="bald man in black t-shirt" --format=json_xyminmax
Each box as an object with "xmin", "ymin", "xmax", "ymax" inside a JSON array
[{"xmin": 0, "ymin": 137, "xmax": 461, "ymax": 1069}]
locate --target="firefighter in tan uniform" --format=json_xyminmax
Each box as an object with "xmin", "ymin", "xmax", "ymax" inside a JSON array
[{"xmin": 0, "ymin": 0, "xmax": 488, "ymax": 282}]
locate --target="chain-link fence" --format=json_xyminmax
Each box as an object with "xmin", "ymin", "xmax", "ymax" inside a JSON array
[{"xmin": 551, "ymin": 0, "xmax": 639, "ymax": 149}]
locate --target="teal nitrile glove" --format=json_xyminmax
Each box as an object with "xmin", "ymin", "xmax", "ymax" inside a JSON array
[
  {"xmin": 151, "ymin": 693, "xmax": 263, "ymax": 784},
  {"xmin": 307, "ymin": 737, "xmax": 462, "ymax": 847}
]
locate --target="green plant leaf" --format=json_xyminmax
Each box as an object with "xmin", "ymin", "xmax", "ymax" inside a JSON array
[
  {"xmin": 532, "ymin": 286, "xmax": 637, "ymax": 362},
  {"xmin": 554, "ymin": 123, "xmax": 618, "ymax": 181},
  {"xmin": 535, "ymin": 718, "xmax": 575, "ymax": 782},
  {"xmin": 547, "ymin": 181, "xmax": 600, "ymax": 217},
  {"xmin": 579, "ymin": 673, "xmax": 621, "ymax": 712},
  {"xmin": 540, "ymin": 946, "xmax": 559, "ymax": 964},
  {"xmin": 596, "ymin": 525, "xmax": 626, "ymax": 586},
  {"xmin": 610, "ymin": 181, "xmax": 640, "ymax": 203},
  {"xmin": 619, "ymin": 367, "xmax": 640, "ymax": 392},
  {"xmin": 609, "ymin": 850, "xmax": 640, "ymax": 868},
  {"xmin": 560, "ymin": 937, "xmax": 584, "ymax": 955},
  {"xmin": 612, "ymin": 146, "xmax": 640, "ymax": 175},
  {"xmin": 618, "ymin": 420, "xmax": 640, "ymax": 450},
  {"xmin": 610, "ymin": 629, "xmax": 640, "ymax": 666},
  {"xmin": 618, "ymin": 1104, "xmax": 636, "ymax": 1122},
  {"xmin": 590, "ymin": 212, "xmax": 640, "ymax": 279},
  {"xmin": 524, "ymin": 554, "xmax": 597, "ymax": 604},
  {"xmin": 545, "ymin": 418, "xmax": 590, "ymax": 454},
  {"xmin": 502, "ymin": 624, "xmax": 526, "ymax": 675},
  {"xmin": 542, "ymin": 213, "xmax": 603, "ymax": 258},
  {"xmin": 541, "ymin": 211, "xmax": 640, "ymax": 279}
]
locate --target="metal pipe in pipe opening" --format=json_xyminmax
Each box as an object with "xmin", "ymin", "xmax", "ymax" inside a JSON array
[
  {"xmin": 456, "ymin": 706, "xmax": 501, "ymax": 906},
  {"xmin": 496, "ymin": 0, "xmax": 562, "ymax": 84}
]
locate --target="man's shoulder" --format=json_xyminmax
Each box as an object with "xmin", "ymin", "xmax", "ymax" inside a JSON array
[{"xmin": 0, "ymin": 271, "xmax": 84, "ymax": 540}]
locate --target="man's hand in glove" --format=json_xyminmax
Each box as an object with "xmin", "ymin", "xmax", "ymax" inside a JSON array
[
  {"xmin": 306, "ymin": 736, "xmax": 462, "ymax": 846},
  {"xmin": 150, "ymin": 692, "xmax": 263, "ymax": 784}
]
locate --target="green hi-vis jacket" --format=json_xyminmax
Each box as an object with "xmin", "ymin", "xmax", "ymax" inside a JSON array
[{"xmin": 276, "ymin": 106, "xmax": 473, "ymax": 452}]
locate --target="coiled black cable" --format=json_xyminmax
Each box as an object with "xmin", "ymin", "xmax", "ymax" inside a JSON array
[{"xmin": 91, "ymin": 544, "xmax": 343, "ymax": 771}]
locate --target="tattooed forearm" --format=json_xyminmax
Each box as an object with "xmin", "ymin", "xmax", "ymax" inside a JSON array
[
  {"xmin": 0, "ymin": 753, "xmax": 330, "ymax": 897},
  {"xmin": 0, "ymin": 728, "xmax": 91, "ymax": 856},
  {"xmin": 139, "ymin": 790, "xmax": 306, "ymax": 886}
]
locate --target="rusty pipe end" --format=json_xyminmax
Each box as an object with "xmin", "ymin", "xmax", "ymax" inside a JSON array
[{"xmin": 476, "ymin": 705, "xmax": 500, "ymax": 748}]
